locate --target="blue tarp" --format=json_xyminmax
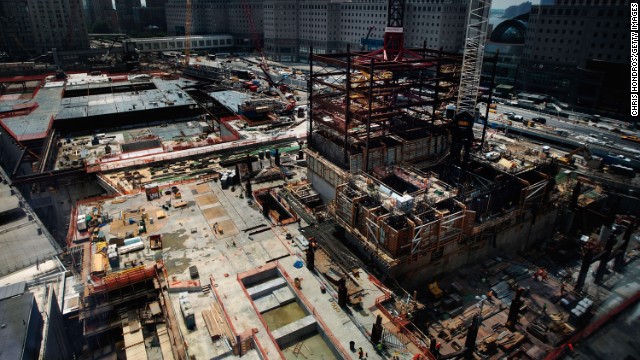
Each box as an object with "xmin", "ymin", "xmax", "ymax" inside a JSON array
[{"xmin": 293, "ymin": 260, "xmax": 304, "ymax": 269}]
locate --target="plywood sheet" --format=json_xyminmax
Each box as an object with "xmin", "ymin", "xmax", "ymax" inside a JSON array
[
  {"xmin": 213, "ymin": 219, "xmax": 238, "ymax": 239},
  {"xmin": 195, "ymin": 193, "xmax": 219, "ymax": 206},
  {"xmin": 196, "ymin": 183, "xmax": 212, "ymax": 194},
  {"xmin": 203, "ymin": 206, "xmax": 227, "ymax": 220}
]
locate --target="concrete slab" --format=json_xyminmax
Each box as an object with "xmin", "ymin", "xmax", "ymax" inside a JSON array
[
  {"xmin": 77, "ymin": 179, "xmax": 386, "ymax": 360},
  {"xmin": 242, "ymin": 242, "xmax": 272, "ymax": 266},
  {"xmin": 214, "ymin": 219, "xmax": 239, "ymax": 239},
  {"xmin": 195, "ymin": 183, "xmax": 212, "ymax": 194},
  {"xmin": 203, "ymin": 206, "xmax": 227, "ymax": 220}
]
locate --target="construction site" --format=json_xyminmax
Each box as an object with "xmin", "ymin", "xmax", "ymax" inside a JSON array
[{"xmin": 0, "ymin": 0, "xmax": 639, "ymax": 360}]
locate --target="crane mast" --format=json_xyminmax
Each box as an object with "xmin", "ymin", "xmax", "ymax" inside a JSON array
[
  {"xmin": 184, "ymin": 0, "xmax": 192, "ymax": 66},
  {"xmin": 456, "ymin": 0, "xmax": 492, "ymax": 116}
]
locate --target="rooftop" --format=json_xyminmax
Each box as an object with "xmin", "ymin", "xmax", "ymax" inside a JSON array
[
  {"xmin": 0, "ymin": 291, "xmax": 37, "ymax": 360},
  {"xmin": 0, "ymin": 80, "xmax": 61, "ymax": 142},
  {"xmin": 0, "ymin": 73, "xmax": 202, "ymax": 143},
  {"xmin": 0, "ymin": 179, "xmax": 61, "ymax": 277},
  {"xmin": 56, "ymin": 76, "xmax": 197, "ymax": 120}
]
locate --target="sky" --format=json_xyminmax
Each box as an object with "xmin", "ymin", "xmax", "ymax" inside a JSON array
[
  {"xmin": 111, "ymin": 0, "xmax": 147, "ymax": 7},
  {"xmin": 492, "ymin": 0, "xmax": 540, "ymax": 9}
]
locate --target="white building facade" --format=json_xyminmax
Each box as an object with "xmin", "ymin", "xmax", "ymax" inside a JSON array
[{"xmin": 165, "ymin": 0, "xmax": 467, "ymax": 62}]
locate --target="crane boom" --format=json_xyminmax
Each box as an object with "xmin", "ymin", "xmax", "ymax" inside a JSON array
[
  {"xmin": 360, "ymin": 26, "xmax": 376, "ymax": 51},
  {"xmin": 184, "ymin": 0, "xmax": 192, "ymax": 66}
]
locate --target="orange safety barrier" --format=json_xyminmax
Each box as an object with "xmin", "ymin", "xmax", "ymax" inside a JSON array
[{"xmin": 88, "ymin": 263, "xmax": 158, "ymax": 294}]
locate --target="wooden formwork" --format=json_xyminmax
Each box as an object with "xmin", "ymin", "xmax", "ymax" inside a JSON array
[
  {"xmin": 305, "ymin": 149, "xmax": 349, "ymax": 187},
  {"xmin": 335, "ymin": 183, "xmax": 366, "ymax": 228},
  {"xmin": 516, "ymin": 170, "xmax": 550, "ymax": 208}
]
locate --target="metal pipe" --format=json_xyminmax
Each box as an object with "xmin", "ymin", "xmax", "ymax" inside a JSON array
[
  {"xmin": 432, "ymin": 47, "xmax": 441, "ymax": 124},
  {"xmin": 480, "ymin": 50, "xmax": 499, "ymax": 150},
  {"xmin": 308, "ymin": 45, "xmax": 314, "ymax": 145},
  {"xmin": 614, "ymin": 220, "xmax": 636, "ymax": 271},
  {"xmin": 575, "ymin": 243, "xmax": 594, "ymax": 290},
  {"xmin": 344, "ymin": 45, "xmax": 352, "ymax": 165},
  {"xmin": 365, "ymin": 58, "xmax": 375, "ymax": 172},
  {"xmin": 595, "ymin": 226, "xmax": 618, "ymax": 283}
]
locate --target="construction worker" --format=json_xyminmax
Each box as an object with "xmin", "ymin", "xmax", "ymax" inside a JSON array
[
  {"xmin": 376, "ymin": 342, "xmax": 383, "ymax": 353},
  {"xmin": 542, "ymin": 303, "xmax": 548, "ymax": 313},
  {"xmin": 358, "ymin": 347, "xmax": 363, "ymax": 359}
]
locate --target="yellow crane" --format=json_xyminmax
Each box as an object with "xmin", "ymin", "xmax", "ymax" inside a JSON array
[{"xmin": 184, "ymin": 0, "xmax": 192, "ymax": 66}]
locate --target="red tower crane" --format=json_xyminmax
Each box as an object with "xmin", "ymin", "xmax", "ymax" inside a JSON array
[
  {"xmin": 356, "ymin": 0, "xmax": 430, "ymax": 64},
  {"xmin": 184, "ymin": 0, "xmax": 193, "ymax": 66}
]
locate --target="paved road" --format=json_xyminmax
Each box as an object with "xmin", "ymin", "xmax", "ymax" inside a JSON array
[{"xmin": 478, "ymin": 104, "xmax": 640, "ymax": 157}]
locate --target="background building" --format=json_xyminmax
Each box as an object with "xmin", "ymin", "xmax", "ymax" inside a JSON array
[
  {"xmin": 517, "ymin": 0, "xmax": 630, "ymax": 116},
  {"xmin": 481, "ymin": 15, "xmax": 528, "ymax": 94},
  {"xmin": 116, "ymin": 0, "xmax": 142, "ymax": 32},
  {"xmin": 0, "ymin": 0, "xmax": 89, "ymax": 60},
  {"xmin": 132, "ymin": 0, "xmax": 168, "ymax": 32},
  {"xmin": 165, "ymin": 0, "xmax": 467, "ymax": 62},
  {"xmin": 86, "ymin": 0, "xmax": 120, "ymax": 33},
  {"xmin": 133, "ymin": 0, "xmax": 167, "ymax": 32},
  {"xmin": 0, "ymin": 289, "xmax": 43, "ymax": 360}
]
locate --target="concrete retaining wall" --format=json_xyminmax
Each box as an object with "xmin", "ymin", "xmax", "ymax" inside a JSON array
[
  {"xmin": 240, "ymin": 267, "xmax": 280, "ymax": 288},
  {"xmin": 246, "ymin": 277, "xmax": 286, "ymax": 299},
  {"xmin": 271, "ymin": 315, "xmax": 317, "ymax": 348}
]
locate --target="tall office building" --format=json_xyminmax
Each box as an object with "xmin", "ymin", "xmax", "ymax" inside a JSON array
[
  {"xmin": 116, "ymin": 0, "xmax": 142, "ymax": 32},
  {"xmin": 165, "ymin": 0, "xmax": 260, "ymax": 46},
  {"xmin": 133, "ymin": 0, "xmax": 168, "ymax": 31},
  {"xmin": 518, "ymin": 0, "xmax": 630, "ymax": 115},
  {"xmin": 270, "ymin": 0, "xmax": 468, "ymax": 62},
  {"xmin": 0, "ymin": 0, "xmax": 89, "ymax": 60},
  {"xmin": 86, "ymin": 0, "xmax": 120, "ymax": 33},
  {"xmin": 165, "ymin": 0, "xmax": 467, "ymax": 62}
]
